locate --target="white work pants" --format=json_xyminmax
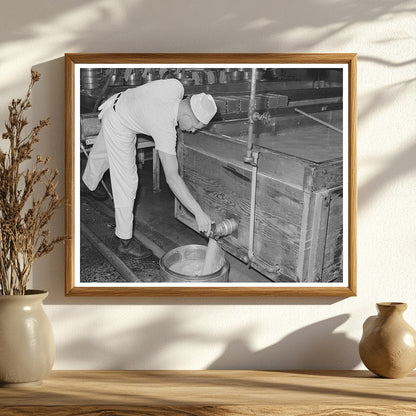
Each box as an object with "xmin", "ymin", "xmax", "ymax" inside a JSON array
[{"xmin": 82, "ymin": 95, "xmax": 138, "ymax": 239}]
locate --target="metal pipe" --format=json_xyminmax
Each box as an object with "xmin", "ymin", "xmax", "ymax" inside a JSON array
[
  {"xmin": 80, "ymin": 220, "xmax": 140, "ymax": 282},
  {"xmin": 294, "ymin": 108, "xmax": 343, "ymax": 134},
  {"xmin": 243, "ymin": 68, "xmax": 258, "ymax": 165},
  {"xmin": 247, "ymin": 151, "xmax": 259, "ymax": 265}
]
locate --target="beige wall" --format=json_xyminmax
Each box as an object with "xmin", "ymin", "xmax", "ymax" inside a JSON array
[{"xmin": 0, "ymin": 0, "xmax": 415, "ymax": 370}]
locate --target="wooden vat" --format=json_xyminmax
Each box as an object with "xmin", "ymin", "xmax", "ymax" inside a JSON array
[{"xmin": 175, "ymin": 110, "xmax": 344, "ymax": 283}]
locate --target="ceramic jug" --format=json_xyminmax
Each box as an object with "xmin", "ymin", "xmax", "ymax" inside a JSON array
[
  {"xmin": 0, "ymin": 290, "xmax": 55, "ymax": 386},
  {"xmin": 359, "ymin": 302, "xmax": 416, "ymax": 378}
]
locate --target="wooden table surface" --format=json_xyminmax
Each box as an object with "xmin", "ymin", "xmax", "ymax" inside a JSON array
[{"xmin": 1, "ymin": 370, "xmax": 415, "ymax": 415}]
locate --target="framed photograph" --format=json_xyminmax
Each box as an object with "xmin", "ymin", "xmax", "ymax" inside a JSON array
[{"xmin": 65, "ymin": 53, "xmax": 356, "ymax": 296}]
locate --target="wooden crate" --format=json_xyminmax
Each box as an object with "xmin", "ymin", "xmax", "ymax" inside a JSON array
[{"xmin": 175, "ymin": 110, "xmax": 344, "ymax": 283}]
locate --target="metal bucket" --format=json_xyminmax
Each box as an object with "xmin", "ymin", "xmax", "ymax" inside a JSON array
[
  {"xmin": 81, "ymin": 68, "xmax": 102, "ymax": 90},
  {"xmin": 159, "ymin": 244, "xmax": 229, "ymax": 283}
]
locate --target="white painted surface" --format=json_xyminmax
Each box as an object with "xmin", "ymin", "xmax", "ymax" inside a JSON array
[{"xmin": 0, "ymin": 0, "xmax": 415, "ymax": 370}]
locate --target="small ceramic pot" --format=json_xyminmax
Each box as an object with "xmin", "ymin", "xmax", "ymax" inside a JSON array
[
  {"xmin": 0, "ymin": 290, "xmax": 55, "ymax": 387},
  {"xmin": 359, "ymin": 302, "xmax": 416, "ymax": 378}
]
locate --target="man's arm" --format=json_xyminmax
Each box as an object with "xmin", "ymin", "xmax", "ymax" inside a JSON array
[{"xmin": 158, "ymin": 151, "xmax": 211, "ymax": 234}]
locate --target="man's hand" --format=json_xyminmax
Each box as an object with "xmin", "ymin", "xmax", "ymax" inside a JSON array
[{"xmin": 195, "ymin": 209, "xmax": 212, "ymax": 234}]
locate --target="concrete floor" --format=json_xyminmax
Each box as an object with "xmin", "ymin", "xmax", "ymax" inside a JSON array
[{"xmin": 80, "ymin": 153, "xmax": 270, "ymax": 283}]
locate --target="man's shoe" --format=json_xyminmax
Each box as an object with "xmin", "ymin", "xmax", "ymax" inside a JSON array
[
  {"xmin": 116, "ymin": 238, "xmax": 153, "ymax": 259},
  {"xmin": 81, "ymin": 181, "xmax": 108, "ymax": 201}
]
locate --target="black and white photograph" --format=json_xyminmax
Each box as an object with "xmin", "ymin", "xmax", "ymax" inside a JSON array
[{"xmin": 65, "ymin": 54, "xmax": 356, "ymax": 296}]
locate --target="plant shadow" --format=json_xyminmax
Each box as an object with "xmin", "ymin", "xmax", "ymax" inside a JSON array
[{"xmin": 207, "ymin": 314, "xmax": 360, "ymax": 370}]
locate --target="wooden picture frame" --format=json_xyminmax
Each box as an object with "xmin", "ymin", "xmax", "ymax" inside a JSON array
[{"xmin": 65, "ymin": 53, "xmax": 356, "ymax": 297}]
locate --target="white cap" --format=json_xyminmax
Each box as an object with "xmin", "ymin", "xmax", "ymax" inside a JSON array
[{"xmin": 190, "ymin": 93, "xmax": 217, "ymax": 124}]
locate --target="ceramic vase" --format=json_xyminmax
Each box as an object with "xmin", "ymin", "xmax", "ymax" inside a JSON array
[
  {"xmin": 0, "ymin": 290, "xmax": 55, "ymax": 387},
  {"xmin": 359, "ymin": 302, "xmax": 416, "ymax": 378}
]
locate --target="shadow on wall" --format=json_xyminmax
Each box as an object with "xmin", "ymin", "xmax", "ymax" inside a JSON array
[
  {"xmin": 54, "ymin": 310, "xmax": 215, "ymax": 369},
  {"xmin": 207, "ymin": 314, "xmax": 360, "ymax": 370},
  {"xmin": 30, "ymin": 57, "xmax": 67, "ymax": 302},
  {"xmin": 356, "ymin": 56, "xmax": 416, "ymax": 210},
  {"xmin": 0, "ymin": 0, "xmax": 413, "ymax": 51},
  {"xmin": 0, "ymin": 0, "xmax": 414, "ymax": 97},
  {"xmin": 358, "ymin": 138, "xmax": 416, "ymax": 210},
  {"xmin": 53, "ymin": 307, "xmax": 359, "ymax": 370}
]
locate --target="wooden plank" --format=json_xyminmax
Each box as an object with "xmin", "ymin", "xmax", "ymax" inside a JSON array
[
  {"xmin": 322, "ymin": 187, "xmax": 344, "ymax": 282},
  {"xmin": 3, "ymin": 405, "xmax": 416, "ymax": 416},
  {"xmin": 307, "ymin": 191, "xmax": 331, "ymax": 282},
  {"xmin": 182, "ymin": 130, "xmax": 308, "ymax": 188},
  {"xmin": 298, "ymin": 191, "xmax": 317, "ymax": 281},
  {"xmin": 296, "ymin": 190, "xmax": 312, "ymax": 282},
  {"xmin": 298, "ymin": 187, "xmax": 343, "ymax": 283},
  {"xmin": 182, "ymin": 129, "xmax": 247, "ymax": 165},
  {"xmin": 254, "ymin": 148, "xmax": 306, "ymax": 189},
  {"xmin": 63, "ymin": 285, "xmax": 357, "ymax": 296},
  {"xmin": 0, "ymin": 370, "xmax": 415, "ymax": 416}
]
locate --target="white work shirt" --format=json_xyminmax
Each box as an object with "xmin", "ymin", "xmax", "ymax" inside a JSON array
[{"xmin": 115, "ymin": 79, "xmax": 184, "ymax": 155}]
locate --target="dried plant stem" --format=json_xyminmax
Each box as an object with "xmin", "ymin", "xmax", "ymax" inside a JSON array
[{"xmin": 0, "ymin": 71, "xmax": 66, "ymax": 295}]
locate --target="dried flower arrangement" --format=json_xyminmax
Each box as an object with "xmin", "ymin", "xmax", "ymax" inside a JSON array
[{"xmin": 0, "ymin": 71, "xmax": 66, "ymax": 295}]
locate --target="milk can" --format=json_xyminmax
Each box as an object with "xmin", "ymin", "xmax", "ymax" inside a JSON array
[{"xmin": 205, "ymin": 218, "xmax": 238, "ymax": 240}]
